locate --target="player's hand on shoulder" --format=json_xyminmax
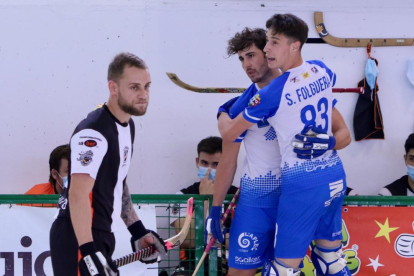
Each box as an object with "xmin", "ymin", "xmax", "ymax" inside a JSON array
[
  {"xmin": 79, "ymin": 242, "xmax": 118, "ymax": 276},
  {"xmin": 292, "ymin": 125, "xmax": 336, "ymax": 159},
  {"xmin": 217, "ymin": 96, "xmax": 240, "ymax": 119},
  {"xmin": 199, "ymin": 168, "xmax": 215, "ymax": 195},
  {"xmin": 205, "ymin": 206, "xmax": 225, "ymax": 245},
  {"xmin": 128, "ymin": 220, "xmax": 167, "ymax": 264}
]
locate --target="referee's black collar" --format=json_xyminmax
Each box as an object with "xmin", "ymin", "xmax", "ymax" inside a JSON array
[{"xmin": 103, "ymin": 104, "xmax": 129, "ymax": 127}]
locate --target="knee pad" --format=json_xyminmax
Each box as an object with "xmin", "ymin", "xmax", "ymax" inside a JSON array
[
  {"xmin": 311, "ymin": 245, "xmax": 351, "ymax": 276},
  {"xmin": 261, "ymin": 259, "xmax": 300, "ymax": 276}
]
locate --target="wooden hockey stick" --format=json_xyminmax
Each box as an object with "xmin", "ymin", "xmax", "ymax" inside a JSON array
[
  {"xmin": 114, "ymin": 197, "xmax": 194, "ymax": 267},
  {"xmin": 166, "ymin": 72, "xmax": 364, "ymax": 94},
  {"xmin": 191, "ymin": 189, "xmax": 240, "ymax": 276},
  {"xmin": 314, "ymin": 11, "xmax": 414, "ymax": 47},
  {"xmin": 167, "ymin": 73, "xmax": 245, "ymax": 93}
]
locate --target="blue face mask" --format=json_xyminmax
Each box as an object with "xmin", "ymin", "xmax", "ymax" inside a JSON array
[
  {"xmin": 198, "ymin": 167, "xmax": 216, "ymax": 182},
  {"xmin": 365, "ymin": 59, "xmax": 379, "ymax": 90},
  {"xmin": 407, "ymin": 165, "xmax": 414, "ymax": 181}
]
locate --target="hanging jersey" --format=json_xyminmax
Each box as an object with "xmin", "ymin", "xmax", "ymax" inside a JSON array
[
  {"xmin": 57, "ymin": 104, "xmax": 135, "ymax": 233},
  {"xmin": 243, "ymin": 61, "xmax": 345, "ymax": 193},
  {"xmin": 227, "ymin": 83, "xmax": 281, "ymax": 208}
]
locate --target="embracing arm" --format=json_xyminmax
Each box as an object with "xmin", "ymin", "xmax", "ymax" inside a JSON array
[
  {"xmin": 121, "ymin": 182, "xmax": 139, "ymax": 227},
  {"xmin": 69, "ymin": 173, "xmax": 95, "ymax": 246},
  {"xmin": 332, "ymin": 107, "xmax": 351, "ymax": 150},
  {"xmin": 218, "ymin": 113, "xmax": 254, "ymax": 142},
  {"xmin": 212, "ymin": 140, "xmax": 241, "ymax": 206}
]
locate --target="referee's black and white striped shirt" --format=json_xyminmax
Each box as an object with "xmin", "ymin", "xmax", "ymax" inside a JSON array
[{"xmin": 57, "ymin": 104, "xmax": 135, "ymax": 233}]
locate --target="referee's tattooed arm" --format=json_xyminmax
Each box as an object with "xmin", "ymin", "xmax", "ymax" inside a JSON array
[{"xmin": 121, "ymin": 182, "xmax": 139, "ymax": 227}]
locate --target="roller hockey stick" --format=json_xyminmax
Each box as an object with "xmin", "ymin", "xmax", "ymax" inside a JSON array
[
  {"xmin": 314, "ymin": 11, "xmax": 414, "ymax": 47},
  {"xmin": 191, "ymin": 189, "xmax": 240, "ymax": 276},
  {"xmin": 114, "ymin": 197, "xmax": 194, "ymax": 267},
  {"xmin": 166, "ymin": 73, "xmax": 364, "ymax": 94}
]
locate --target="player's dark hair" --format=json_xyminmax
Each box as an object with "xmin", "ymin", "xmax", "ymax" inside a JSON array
[
  {"xmin": 49, "ymin": 144, "xmax": 70, "ymax": 186},
  {"xmin": 227, "ymin": 28, "xmax": 267, "ymax": 56},
  {"xmin": 197, "ymin": 136, "xmax": 222, "ymax": 156},
  {"xmin": 107, "ymin": 52, "xmax": 147, "ymax": 83},
  {"xmin": 265, "ymin": 13, "xmax": 308, "ymax": 50},
  {"xmin": 405, "ymin": 133, "xmax": 414, "ymax": 154}
]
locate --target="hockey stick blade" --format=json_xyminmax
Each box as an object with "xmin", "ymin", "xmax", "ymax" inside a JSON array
[
  {"xmin": 315, "ymin": 11, "xmax": 414, "ymax": 47},
  {"xmin": 167, "ymin": 72, "xmax": 245, "ymax": 93},
  {"xmin": 114, "ymin": 197, "xmax": 194, "ymax": 268},
  {"xmin": 167, "ymin": 72, "xmax": 363, "ymax": 94}
]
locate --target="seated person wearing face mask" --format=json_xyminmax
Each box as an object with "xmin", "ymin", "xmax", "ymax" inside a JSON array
[
  {"xmin": 25, "ymin": 144, "xmax": 70, "ymax": 206},
  {"xmin": 170, "ymin": 136, "xmax": 238, "ymax": 276},
  {"xmin": 379, "ymin": 133, "xmax": 414, "ymax": 196}
]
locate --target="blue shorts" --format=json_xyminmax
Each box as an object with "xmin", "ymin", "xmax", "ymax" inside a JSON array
[
  {"xmin": 274, "ymin": 178, "xmax": 346, "ymax": 259},
  {"xmin": 228, "ymin": 202, "xmax": 278, "ymax": 269}
]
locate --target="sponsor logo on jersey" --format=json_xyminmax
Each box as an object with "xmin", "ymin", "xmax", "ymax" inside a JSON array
[
  {"xmin": 237, "ymin": 232, "xmax": 259, "ymax": 252},
  {"xmin": 123, "ymin": 146, "xmax": 129, "ymax": 167},
  {"xmin": 248, "ymin": 94, "xmax": 261, "ymax": 107},
  {"xmin": 302, "ymin": 71, "xmax": 310, "ymax": 79},
  {"xmin": 311, "ymin": 66, "xmax": 319, "ymax": 73},
  {"xmin": 58, "ymin": 195, "xmax": 68, "ymax": 210},
  {"xmin": 234, "ymin": 256, "xmax": 261, "ymax": 265},
  {"xmin": 290, "ymin": 76, "xmax": 300, "ymax": 83},
  {"xmin": 325, "ymin": 179, "xmax": 344, "ymax": 207},
  {"xmin": 84, "ymin": 140, "xmax": 97, "ymax": 147},
  {"xmin": 77, "ymin": 150, "xmax": 93, "ymax": 166}
]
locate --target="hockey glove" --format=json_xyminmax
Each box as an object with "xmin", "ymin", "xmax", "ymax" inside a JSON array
[
  {"xmin": 79, "ymin": 242, "xmax": 118, "ymax": 276},
  {"xmin": 292, "ymin": 125, "xmax": 336, "ymax": 160},
  {"xmin": 205, "ymin": 206, "xmax": 225, "ymax": 244},
  {"xmin": 128, "ymin": 220, "xmax": 167, "ymax": 264},
  {"xmin": 217, "ymin": 96, "xmax": 240, "ymax": 119}
]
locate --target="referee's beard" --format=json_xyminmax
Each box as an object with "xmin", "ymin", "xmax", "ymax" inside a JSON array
[{"xmin": 118, "ymin": 95, "xmax": 148, "ymax": 116}]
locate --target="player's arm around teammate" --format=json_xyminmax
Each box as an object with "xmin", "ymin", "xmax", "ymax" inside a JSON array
[{"xmin": 331, "ymin": 107, "xmax": 351, "ymax": 150}]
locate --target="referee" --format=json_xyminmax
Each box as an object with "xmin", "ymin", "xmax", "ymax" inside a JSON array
[{"xmin": 50, "ymin": 52, "xmax": 166, "ymax": 276}]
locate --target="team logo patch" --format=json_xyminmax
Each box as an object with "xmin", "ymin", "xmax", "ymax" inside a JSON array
[
  {"xmin": 311, "ymin": 66, "xmax": 319, "ymax": 73},
  {"xmin": 77, "ymin": 150, "xmax": 93, "ymax": 166},
  {"xmin": 290, "ymin": 76, "xmax": 300, "ymax": 83},
  {"xmin": 302, "ymin": 71, "xmax": 310, "ymax": 79},
  {"xmin": 238, "ymin": 232, "xmax": 259, "ymax": 252},
  {"xmin": 248, "ymin": 94, "xmax": 261, "ymax": 107},
  {"xmin": 84, "ymin": 140, "xmax": 97, "ymax": 147}
]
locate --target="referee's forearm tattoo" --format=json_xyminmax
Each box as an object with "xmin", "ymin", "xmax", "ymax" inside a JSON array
[{"xmin": 121, "ymin": 183, "xmax": 139, "ymax": 227}]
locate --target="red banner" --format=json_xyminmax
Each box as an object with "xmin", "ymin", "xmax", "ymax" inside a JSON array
[{"xmin": 298, "ymin": 207, "xmax": 414, "ymax": 275}]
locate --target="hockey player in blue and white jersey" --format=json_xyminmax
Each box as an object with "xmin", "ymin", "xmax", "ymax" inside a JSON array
[{"xmin": 206, "ymin": 25, "xmax": 351, "ymax": 276}]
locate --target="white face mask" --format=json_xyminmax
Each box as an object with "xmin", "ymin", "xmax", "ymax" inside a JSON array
[{"xmin": 56, "ymin": 172, "xmax": 68, "ymax": 189}]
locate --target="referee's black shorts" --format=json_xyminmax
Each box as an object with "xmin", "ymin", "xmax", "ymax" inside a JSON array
[{"xmin": 50, "ymin": 217, "xmax": 116, "ymax": 276}]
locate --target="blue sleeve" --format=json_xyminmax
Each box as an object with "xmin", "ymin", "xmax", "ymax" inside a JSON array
[
  {"xmin": 228, "ymin": 83, "xmax": 257, "ymax": 119},
  {"xmin": 223, "ymin": 83, "xmax": 257, "ymax": 143},
  {"xmin": 242, "ymin": 77, "xmax": 285, "ymax": 123},
  {"xmin": 308, "ymin": 60, "xmax": 336, "ymax": 87}
]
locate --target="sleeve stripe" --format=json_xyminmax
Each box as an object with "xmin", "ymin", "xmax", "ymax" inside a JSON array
[{"xmin": 243, "ymin": 109, "xmax": 261, "ymax": 122}]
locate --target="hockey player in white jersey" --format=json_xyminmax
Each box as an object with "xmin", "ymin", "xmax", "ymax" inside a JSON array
[{"xmin": 207, "ymin": 23, "xmax": 351, "ymax": 276}]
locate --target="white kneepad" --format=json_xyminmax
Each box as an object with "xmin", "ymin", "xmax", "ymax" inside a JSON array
[
  {"xmin": 261, "ymin": 260, "xmax": 300, "ymax": 276},
  {"xmin": 311, "ymin": 246, "xmax": 347, "ymax": 275}
]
